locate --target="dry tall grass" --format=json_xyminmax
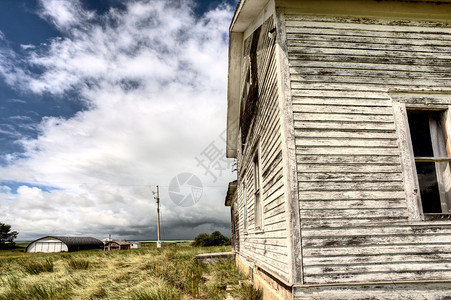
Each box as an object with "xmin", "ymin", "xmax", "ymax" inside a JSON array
[{"xmin": 0, "ymin": 244, "xmax": 262, "ymax": 300}]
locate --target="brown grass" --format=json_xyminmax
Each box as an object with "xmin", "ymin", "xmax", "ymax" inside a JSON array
[{"xmin": 0, "ymin": 244, "xmax": 262, "ymax": 300}]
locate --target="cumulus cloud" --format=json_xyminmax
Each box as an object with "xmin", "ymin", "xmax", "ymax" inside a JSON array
[{"xmin": 0, "ymin": 0, "xmax": 235, "ymax": 240}]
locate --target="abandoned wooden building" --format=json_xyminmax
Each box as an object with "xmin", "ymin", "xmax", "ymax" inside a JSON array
[
  {"xmin": 103, "ymin": 240, "xmax": 131, "ymax": 251},
  {"xmin": 225, "ymin": 0, "xmax": 451, "ymax": 298},
  {"xmin": 26, "ymin": 236, "xmax": 103, "ymax": 253}
]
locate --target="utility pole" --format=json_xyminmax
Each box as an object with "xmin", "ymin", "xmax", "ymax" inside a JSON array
[{"xmin": 155, "ymin": 185, "xmax": 161, "ymax": 248}]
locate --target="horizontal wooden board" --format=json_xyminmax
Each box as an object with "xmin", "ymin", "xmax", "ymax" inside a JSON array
[
  {"xmin": 292, "ymin": 104, "xmax": 394, "ymax": 115},
  {"xmin": 290, "ymin": 66, "xmax": 451, "ymax": 79},
  {"xmin": 300, "ymin": 190, "xmax": 405, "ymax": 200},
  {"xmin": 293, "ymin": 112, "xmax": 395, "ymax": 122},
  {"xmin": 300, "ymin": 209, "xmax": 407, "ymax": 220},
  {"xmin": 291, "ymin": 74, "xmax": 451, "ymax": 87},
  {"xmin": 296, "ymin": 154, "xmax": 400, "ymax": 164},
  {"xmin": 285, "ymin": 15, "xmax": 451, "ymax": 28},
  {"xmin": 287, "ymin": 39, "xmax": 451, "ymax": 54},
  {"xmin": 298, "ymin": 181, "xmax": 404, "ymax": 191},
  {"xmin": 299, "ymin": 199, "xmax": 406, "ymax": 210},
  {"xmin": 292, "ymin": 97, "xmax": 391, "ymax": 107},
  {"xmin": 303, "ymin": 244, "xmax": 451, "ymax": 257},
  {"xmin": 302, "ymin": 233, "xmax": 451, "ymax": 248},
  {"xmin": 304, "ymin": 262, "xmax": 451, "ymax": 276},
  {"xmin": 300, "ymin": 218, "xmax": 409, "ymax": 229},
  {"xmin": 304, "ymin": 270, "xmax": 451, "ymax": 284},
  {"xmin": 285, "ymin": 25, "xmax": 451, "ymax": 40},
  {"xmin": 297, "ymin": 172, "xmax": 403, "ymax": 182},
  {"xmin": 296, "ymin": 138, "xmax": 398, "ymax": 148},
  {"xmin": 301, "ymin": 226, "xmax": 451, "ymax": 238},
  {"xmin": 296, "ymin": 146, "xmax": 400, "ymax": 156},
  {"xmin": 290, "ymin": 60, "xmax": 451, "ymax": 73},
  {"xmin": 288, "ymin": 46, "xmax": 451, "ymax": 60},
  {"xmin": 294, "ymin": 282, "xmax": 451, "ymax": 299},
  {"xmin": 289, "ymin": 55, "xmax": 451, "ymax": 70},
  {"xmin": 303, "ymin": 253, "xmax": 451, "ymax": 267},
  {"xmin": 297, "ymin": 163, "xmax": 401, "ymax": 173},
  {"xmin": 291, "ymin": 88, "xmax": 388, "ymax": 97},
  {"xmin": 286, "ymin": 19, "xmax": 451, "ymax": 33}
]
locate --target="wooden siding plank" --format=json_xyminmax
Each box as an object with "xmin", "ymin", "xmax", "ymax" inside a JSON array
[
  {"xmin": 298, "ymin": 181, "xmax": 404, "ymax": 191},
  {"xmin": 293, "ymin": 112, "xmax": 394, "ymax": 123},
  {"xmin": 301, "ymin": 218, "xmax": 409, "ymax": 229},
  {"xmin": 299, "ymin": 199, "xmax": 406, "ymax": 210},
  {"xmin": 296, "ymin": 155, "xmax": 400, "ymax": 164},
  {"xmin": 290, "ymin": 60, "xmax": 451, "ymax": 73},
  {"xmin": 291, "ymin": 66, "xmax": 451, "ymax": 79},
  {"xmin": 302, "ymin": 234, "xmax": 451, "ymax": 248},
  {"xmin": 284, "ymin": 15, "xmax": 451, "ymax": 28},
  {"xmin": 304, "ymin": 253, "xmax": 451, "ymax": 266},
  {"xmin": 304, "ymin": 271, "xmax": 451, "ymax": 284},
  {"xmin": 298, "ymin": 172, "xmax": 403, "ymax": 182},
  {"xmin": 303, "ymin": 244, "xmax": 451, "ymax": 257},
  {"xmin": 300, "ymin": 209, "xmax": 407, "ymax": 219},
  {"xmin": 295, "ymin": 138, "xmax": 398, "ymax": 148},
  {"xmin": 292, "ymin": 97, "xmax": 392, "ymax": 107},
  {"xmin": 297, "ymin": 164, "xmax": 401, "ymax": 173},
  {"xmin": 293, "ymin": 104, "xmax": 394, "ymax": 115},
  {"xmin": 296, "ymin": 147, "xmax": 400, "ymax": 155}
]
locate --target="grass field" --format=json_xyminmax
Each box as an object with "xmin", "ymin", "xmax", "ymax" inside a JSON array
[{"xmin": 0, "ymin": 243, "xmax": 262, "ymax": 300}]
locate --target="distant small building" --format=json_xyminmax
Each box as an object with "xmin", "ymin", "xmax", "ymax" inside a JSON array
[
  {"xmin": 26, "ymin": 236, "xmax": 103, "ymax": 253},
  {"xmin": 130, "ymin": 242, "xmax": 141, "ymax": 249},
  {"xmin": 103, "ymin": 240, "xmax": 131, "ymax": 251}
]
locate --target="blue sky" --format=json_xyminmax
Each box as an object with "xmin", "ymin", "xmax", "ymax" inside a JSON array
[{"xmin": 0, "ymin": 0, "xmax": 237, "ymax": 240}]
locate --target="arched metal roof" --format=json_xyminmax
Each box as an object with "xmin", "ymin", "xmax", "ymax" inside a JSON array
[{"xmin": 26, "ymin": 236, "xmax": 103, "ymax": 252}]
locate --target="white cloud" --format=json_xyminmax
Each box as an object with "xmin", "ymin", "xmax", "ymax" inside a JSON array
[
  {"xmin": 38, "ymin": 0, "xmax": 95, "ymax": 31},
  {"xmin": 20, "ymin": 44, "xmax": 36, "ymax": 50},
  {"xmin": 0, "ymin": 0, "xmax": 235, "ymax": 240}
]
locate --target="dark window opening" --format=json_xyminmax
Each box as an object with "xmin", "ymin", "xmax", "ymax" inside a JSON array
[{"xmin": 407, "ymin": 110, "xmax": 451, "ymax": 214}]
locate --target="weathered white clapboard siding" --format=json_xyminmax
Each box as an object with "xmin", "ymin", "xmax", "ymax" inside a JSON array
[
  {"xmin": 236, "ymin": 16, "xmax": 290, "ymax": 281},
  {"xmin": 286, "ymin": 14, "xmax": 451, "ymax": 285},
  {"xmin": 294, "ymin": 282, "xmax": 451, "ymax": 300}
]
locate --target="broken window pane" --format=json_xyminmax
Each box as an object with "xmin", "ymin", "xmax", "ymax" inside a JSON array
[
  {"xmin": 416, "ymin": 162, "xmax": 442, "ymax": 213},
  {"xmin": 407, "ymin": 111, "xmax": 434, "ymax": 157}
]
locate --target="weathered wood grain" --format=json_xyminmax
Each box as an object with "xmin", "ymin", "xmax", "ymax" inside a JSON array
[
  {"xmin": 294, "ymin": 282, "xmax": 451, "ymax": 300},
  {"xmin": 235, "ymin": 15, "xmax": 291, "ymax": 281}
]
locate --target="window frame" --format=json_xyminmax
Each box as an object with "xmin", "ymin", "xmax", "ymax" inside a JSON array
[
  {"xmin": 242, "ymin": 179, "xmax": 248, "ymax": 234},
  {"xmin": 253, "ymin": 143, "xmax": 264, "ymax": 230},
  {"xmin": 393, "ymin": 97, "xmax": 451, "ymax": 222},
  {"xmin": 407, "ymin": 109, "xmax": 451, "ymax": 215}
]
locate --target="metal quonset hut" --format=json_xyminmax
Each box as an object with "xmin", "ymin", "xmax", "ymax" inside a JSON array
[{"xmin": 26, "ymin": 236, "xmax": 104, "ymax": 253}]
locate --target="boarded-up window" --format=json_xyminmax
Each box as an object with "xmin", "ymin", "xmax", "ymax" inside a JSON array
[{"xmin": 407, "ymin": 110, "xmax": 451, "ymax": 214}]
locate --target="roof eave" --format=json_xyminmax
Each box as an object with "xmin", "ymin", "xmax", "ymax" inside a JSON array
[{"xmin": 225, "ymin": 180, "xmax": 238, "ymax": 206}]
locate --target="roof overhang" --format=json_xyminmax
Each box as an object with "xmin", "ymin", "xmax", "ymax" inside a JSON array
[{"xmin": 225, "ymin": 180, "xmax": 238, "ymax": 206}]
